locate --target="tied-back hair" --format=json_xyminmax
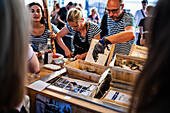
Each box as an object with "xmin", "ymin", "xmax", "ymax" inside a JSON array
[
  {"xmin": 129, "ymin": 0, "xmax": 170, "ymax": 112},
  {"xmin": 27, "ymin": 2, "xmax": 45, "ymax": 24},
  {"xmin": 66, "ymin": 8, "xmax": 83, "ymax": 23},
  {"xmin": 0, "ymin": 0, "xmax": 29, "ymax": 111}
]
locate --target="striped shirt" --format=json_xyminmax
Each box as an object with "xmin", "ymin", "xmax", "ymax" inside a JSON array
[
  {"xmin": 107, "ymin": 12, "xmax": 135, "ymax": 55},
  {"xmin": 66, "ymin": 22, "xmax": 101, "ymax": 44},
  {"xmin": 30, "ymin": 23, "xmax": 59, "ymax": 51}
]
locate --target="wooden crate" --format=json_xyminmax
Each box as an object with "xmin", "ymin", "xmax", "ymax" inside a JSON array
[
  {"xmin": 109, "ymin": 54, "xmax": 146, "ymax": 91},
  {"xmin": 101, "ymin": 87, "xmax": 132, "ymax": 107},
  {"xmin": 129, "ymin": 44, "xmax": 148, "ymax": 58},
  {"xmin": 109, "ymin": 53, "xmax": 145, "ymax": 78},
  {"xmin": 110, "ymin": 66, "xmax": 139, "ymax": 84},
  {"xmin": 65, "ymin": 59, "xmax": 109, "ymax": 83}
]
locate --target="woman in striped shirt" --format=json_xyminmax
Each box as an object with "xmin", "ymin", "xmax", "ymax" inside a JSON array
[
  {"xmin": 55, "ymin": 8, "xmax": 101, "ymax": 59},
  {"xmin": 28, "ymin": 2, "xmax": 59, "ymax": 51}
]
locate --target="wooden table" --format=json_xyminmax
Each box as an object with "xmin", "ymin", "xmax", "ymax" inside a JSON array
[{"xmin": 26, "ymin": 67, "xmax": 126, "ymax": 113}]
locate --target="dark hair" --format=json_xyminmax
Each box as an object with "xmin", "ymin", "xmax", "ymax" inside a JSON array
[
  {"xmin": 67, "ymin": 1, "xmax": 73, "ymax": 6},
  {"xmin": 129, "ymin": 0, "xmax": 170, "ymax": 112},
  {"xmin": 56, "ymin": 3, "xmax": 60, "ymax": 9},
  {"xmin": 141, "ymin": 0, "xmax": 148, "ymax": 4},
  {"xmin": 27, "ymin": 2, "xmax": 45, "ymax": 24},
  {"xmin": 120, "ymin": 0, "xmax": 123, "ymax": 4}
]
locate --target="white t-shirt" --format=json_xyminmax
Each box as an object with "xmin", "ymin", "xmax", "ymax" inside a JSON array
[
  {"xmin": 134, "ymin": 9, "xmax": 146, "ymax": 27},
  {"xmin": 28, "ymin": 45, "xmax": 34, "ymax": 62}
]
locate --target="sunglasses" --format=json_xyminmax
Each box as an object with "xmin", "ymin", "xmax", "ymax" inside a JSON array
[{"xmin": 106, "ymin": 4, "xmax": 122, "ymax": 14}]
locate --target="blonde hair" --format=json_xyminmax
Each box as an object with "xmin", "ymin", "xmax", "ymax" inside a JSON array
[
  {"xmin": 90, "ymin": 7, "xmax": 97, "ymax": 15},
  {"xmin": 66, "ymin": 8, "xmax": 83, "ymax": 23},
  {"xmin": 0, "ymin": 0, "xmax": 29, "ymax": 111}
]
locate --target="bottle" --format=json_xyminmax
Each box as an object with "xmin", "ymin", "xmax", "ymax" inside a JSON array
[
  {"xmin": 44, "ymin": 51, "xmax": 48, "ymax": 64},
  {"xmin": 44, "ymin": 39, "xmax": 53, "ymax": 64}
]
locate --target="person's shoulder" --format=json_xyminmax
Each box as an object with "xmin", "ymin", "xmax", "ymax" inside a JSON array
[
  {"xmin": 135, "ymin": 9, "xmax": 141, "ymax": 13},
  {"xmin": 60, "ymin": 7, "xmax": 65, "ymax": 10},
  {"xmin": 58, "ymin": 7, "xmax": 65, "ymax": 12},
  {"xmin": 61, "ymin": 7, "xmax": 67, "ymax": 11},
  {"xmin": 88, "ymin": 15, "xmax": 92, "ymax": 18},
  {"xmin": 88, "ymin": 21, "xmax": 98, "ymax": 27}
]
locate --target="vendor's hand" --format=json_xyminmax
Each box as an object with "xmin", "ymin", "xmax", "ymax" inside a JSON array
[
  {"xmin": 74, "ymin": 54, "xmax": 85, "ymax": 60},
  {"xmin": 92, "ymin": 41, "xmax": 105, "ymax": 62},
  {"xmin": 92, "ymin": 38, "xmax": 112, "ymax": 61},
  {"xmin": 49, "ymin": 31, "xmax": 57, "ymax": 39},
  {"xmin": 65, "ymin": 49, "xmax": 73, "ymax": 58}
]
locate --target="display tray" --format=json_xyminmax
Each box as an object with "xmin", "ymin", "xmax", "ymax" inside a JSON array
[
  {"xmin": 39, "ymin": 68, "xmax": 128, "ymax": 112},
  {"xmin": 50, "ymin": 76, "xmax": 98, "ymax": 97},
  {"xmin": 47, "ymin": 68, "xmax": 110, "ymax": 98},
  {"xmin": 101, "ymin": 87, "xmax": 132, "ymax": 107},
  {"xmin": 65, "ymin": 59, "xmax": 109, "ymax": 83}
]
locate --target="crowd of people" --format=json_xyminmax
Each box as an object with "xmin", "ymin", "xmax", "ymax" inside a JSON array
[{"xmin": 1, "ymin": 0, "xmax": 170, "ymax": 112}]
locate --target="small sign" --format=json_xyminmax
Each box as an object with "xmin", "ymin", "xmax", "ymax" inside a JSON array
[{"xmin": 28, "ymin": 80, "xmax": 50, "ymax": 91}]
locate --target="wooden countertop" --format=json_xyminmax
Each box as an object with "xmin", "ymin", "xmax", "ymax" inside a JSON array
[{"xmin": 26, "ymin": 66, "xmax": 125, "ymax": 113}]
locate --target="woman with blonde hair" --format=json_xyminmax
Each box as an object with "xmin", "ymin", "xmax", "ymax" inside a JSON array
[
  {"xmin": 0, "ymin": 0, "xmax": 29, "ymax": 112},
  {"xmin": 87, "ymin": 7, "xmax": 100, "ymax": 25},
  {"xmin": 55, "ymin": 8, "xmax": 101, "ymax": 59}
]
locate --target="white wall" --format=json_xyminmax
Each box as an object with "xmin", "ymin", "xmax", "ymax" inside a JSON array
[{"xmin": 124, "ymin": 0, "xmax": 158, "ymax": 15}]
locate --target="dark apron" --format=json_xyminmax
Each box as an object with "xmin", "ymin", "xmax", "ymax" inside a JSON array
[{"xmin": 73, "ymin": 23, "xmax": 89, "ymax": 56}]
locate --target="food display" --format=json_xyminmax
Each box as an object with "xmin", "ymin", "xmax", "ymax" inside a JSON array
[
  {"xmin": 114, "ymin": 59, "xmax": 144, "ymax": 71},
  {"xmin": 108, "ymin": 54, "xmax": 146, "ymax": 92},
  {"xmin": 65, "ymin": 60, "xmax": 108, "ymax": 82},
  {"xmin": 110, "ymin": 53, "xmax": 146, "ymax": 72}
]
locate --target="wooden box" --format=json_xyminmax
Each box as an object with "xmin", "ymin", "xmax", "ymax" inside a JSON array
[
  {"xmin": 109, "ymin": 54, "xmax": 146, "ymax": 91},
  {"xmin": 65, "ymin": 59, "xmax": 109, "ymax": 83},
  {"xmin": 101, "ymin": 87, "xmax": 132, "ymax": 107},
  {"xmin": 129, "ymin": 44, "xmax": 148, "ymax": 58},
  {"xmin": 110, "ymin": 53, "xmax": 146, "ymax": 72}
]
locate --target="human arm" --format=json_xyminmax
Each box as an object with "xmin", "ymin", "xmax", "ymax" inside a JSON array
[
  {"xmin": 49, "ymin": 23, "xmax": 60, "ymax": 38},
  {"xmin": 55, "ymin": 27, "xmax": 73, "ymax": 58},
  {"xmin": 92, "ymin": 26, "xmax": 135, "ymax": 61},
  {"xmin": 74, "ymin": 52, "xmax": 87, "ymax": 60},
  {"xmin": 96, "ymin": 13, "xmax": 101, "ymax": 24},
  {"xmin": 28, "ymin": 46, "xmax": 40, "ymax": 73},
  {"xmin": 93, "ymin": 33, "xmax": 100, "ymax": 40},
  {"xmin": 50, "ymin": 11, "xmax": 54, "ymax": 17},
  {"xmin": 56, "ymin": 14, "xmax": 66, "ymax": 25},
  {"xmin": 105, "ymin": 26, "xmax": 135, "ymax": 44}
]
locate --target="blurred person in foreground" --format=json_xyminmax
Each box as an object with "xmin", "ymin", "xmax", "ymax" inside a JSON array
[
  {"xmin": 0, "ymin": 0, "xmax": 30, "ymax": 112},
  {"xmin": 129, "ymin": 0, "xmax": 170, "ymax": 112},
  {"xmin": 92, "ymin": 0, "xmax": 135, "ymax": 61}
]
